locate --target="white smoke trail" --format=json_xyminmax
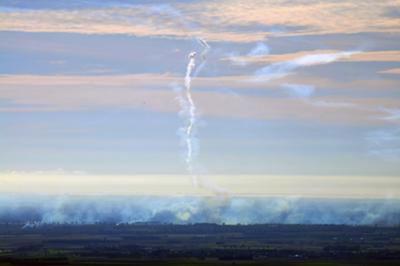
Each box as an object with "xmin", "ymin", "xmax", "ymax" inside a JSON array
[
  {"xmin": 179, "ymin": 38, "xmax": 214, "ymax": 190},
  {"xmin": 151, "ymin": 5, "xmax": 227, "ymax": 195},
  {"xmin": 150, "ymin": 4, "xmax": 198, "ymax": 184},
  {"xmin": 145, "ymin": 4, "xmax": 223, "ymax": 194},
  {"xmin": 176, "ymin": 40, "xmax": 210, "ymax": 189},
  {"xmin": 180, "ymin": 40, "xmax": 229, "ymax": 196},
  {"xmin": 182, "ymin": 51, "xmax": 198, "ymax": 186}
]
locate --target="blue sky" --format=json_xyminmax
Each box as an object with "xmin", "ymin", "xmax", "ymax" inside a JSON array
[{"xmin": 0, "ymin": 0, "xmax": 400, "ymax": 198}]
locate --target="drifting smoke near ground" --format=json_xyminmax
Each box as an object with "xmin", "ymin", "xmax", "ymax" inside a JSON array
[{"xmin": 0, "ymin": 195, "xmax": 399, "ymax": 226}]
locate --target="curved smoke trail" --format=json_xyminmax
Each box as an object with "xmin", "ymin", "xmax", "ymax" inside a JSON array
[
  {"xmin": 146, "ymin": 5, "xmax": 223, "ymax": 194},
  {"xmin": 184, "ymin": 51, "xmax": 198, "ymax": 186},
  {"xmin": 180, "ymin": 37, "xmax": 215, "ymax": 187},
  {"xmin": 180, "ymin": 39, "xmax": 229, "ymax": 196}
]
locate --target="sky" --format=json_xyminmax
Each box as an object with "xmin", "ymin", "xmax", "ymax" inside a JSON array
[{"xmin": 0, "ymin": 0, "xmax": 400, "ymax": 199}]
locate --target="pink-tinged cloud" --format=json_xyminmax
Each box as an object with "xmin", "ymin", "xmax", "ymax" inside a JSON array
[
  {"xmin": 0, "ymin": 74, "xmax": 399, "ymax": 125},
  {"xmin": 1, "ymin": 1, "xmax": 399, "ymax": 42}
]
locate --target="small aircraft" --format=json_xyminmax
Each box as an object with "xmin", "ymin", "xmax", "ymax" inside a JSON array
[{"xmin": 188, "ymin": 51, "xmax": 197, "ymax": 59}]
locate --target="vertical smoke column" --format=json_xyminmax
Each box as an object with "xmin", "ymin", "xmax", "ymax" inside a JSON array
[
  {"xmin": 181, "ymin": 39, "xmax": 229, "ymax": 196},
  {"xmin": 184, "ymin": 51, "xmax": 198, "ymax": 186},
  {"xmin": 179, "ymin": 38, "xmax": 227, "ymax": 195},
  {"xmin": 182, "ymin": 37, "xmax": 211, "ymax": 188}
]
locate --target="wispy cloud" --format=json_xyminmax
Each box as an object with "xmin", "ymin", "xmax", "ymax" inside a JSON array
[
  {"xmin": 0, "ymin": 74, "xmax": 398, "ymax": 125},
  {"xmin": 1, "ymin": 1, "xmax": 399, "ymax": 42},
  {"xmin": 379, "ymin": 107, "xmax": 400, "ymax": 121},
  {"xmin": 224, "ymin": 50, "xmax": 400, "ymax": 65},
  {"xmin": 254, "ymin": 51, "xmax": 358, "ymax": 81},
  {"xmin": 0, "ymin": 4, "xmax": 261, "ymax": 42},
  {"xmin": 247, "ymin": 42, "xmax": 270, "ymax": 57},
  {"xmin": 281, "ymin": 83, "xmax": 358, "ymax": 109},
  {"xmin": 183, "ymin": 0, "xmax": 400, "ymax": 38},
  {"xmin": 366, "ymin": 129, "xmax": 400, "ymax": 161},
  {"xmin": 380, "ymin": 68, "xmax": 400, "ymax": 74},
  {"xmin": 365, "ymin": 91, "xmax": 400, "ymax": 161},
  {"xmin": 227, "ymin": 42, "xmax": 270, "ymax": 65},
  {"xmin": 282, "ymin": 83, "xmax": 315, "ymax": 98},
  {"xmin": 312, "ymin": 100, "xmax": 357, "ymax": 108}
]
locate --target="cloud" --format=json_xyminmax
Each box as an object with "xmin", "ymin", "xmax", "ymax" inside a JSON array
[
  {"xmin": 282, "ymin": 84, "xmax": 315, "ymax": 98},
  {"xmin": 312, "ymin": 100, "xmax": 357, "ymax": 108},
  {"xmin": 227, "ymin": 50, "xmax": 400, "ymax": 65},
  {"xmin": 182, "ymin": 0, "xmax": 400, "ymax": 39},
  {"xmin": 0, "ymin": 74, "xmax": 399, "ymax": 125},
  {"xmin": 281, "ymin": 84, "xmax": 357, "ymax": 110},
  {"xmin": 0, "ymin": 4, "xmax": 262, "ymax": 42},
  {"xmin": 1, "ymin": 1, "xmax": 399, "ymax": 42},
  {"xmin": 254, "ymin": 50, "xmax": 358, "ymax": 81},
  {"xmin": 292, "ymin": 51, "xmax": 356, "ymax": 65},
  {"xmin": 366, "ymin": 129, "xmax": 400, "ymax": 161},
  {"xmin": 226, "ymin": 42, "xmax": 270, "ymax": 66},
  {"xmin": 379, "ymin": 108, "xmax": 400, "ymax": 121},
  {"xmin": 380, "ymin": 68, "xmax": 400, "ymax": 75},
  {"xmin": 247, "ymin": 42, "xmax": 270, "ymax": 57}
]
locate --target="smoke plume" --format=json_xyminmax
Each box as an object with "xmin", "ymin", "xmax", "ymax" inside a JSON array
[
  {"xmin": 183, "ymin": 51, "xmax": 198, "ymax": 186},
  {"xmin": 0, "ymin": 195, "xmax": 398, "ymax": 226},
  {"xmin": 177, "ymin": 37, "xmax": 227, "ymax": 196}
]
